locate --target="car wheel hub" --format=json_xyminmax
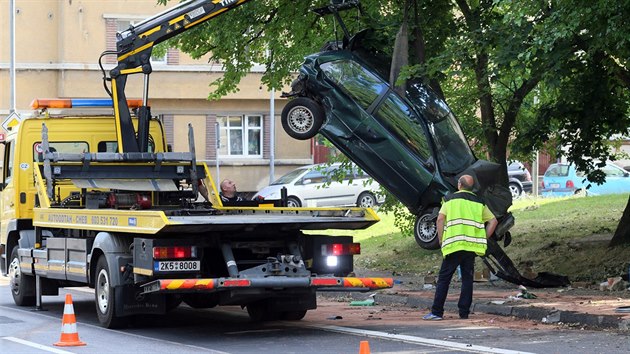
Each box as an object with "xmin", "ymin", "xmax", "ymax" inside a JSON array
[
  {"xmin": 288, "ymin": 107, "xmax": 314, "ymax": 133},
  {"xmin": 416, "ymin": 214, "xmax": 437, "ymax": 242}
]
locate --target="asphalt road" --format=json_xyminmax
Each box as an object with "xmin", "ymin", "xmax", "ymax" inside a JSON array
[{"xmin": 0, "ymin": 279, "xmax": 628, "ymax": 354}]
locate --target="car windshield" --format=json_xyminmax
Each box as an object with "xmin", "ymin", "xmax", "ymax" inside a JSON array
[
  {"xmin": 271, "ymin": 168, "xmax": 307, "ymax": 185},
  {"xmin": 407, "ymin": 82, "xmax": 476, "ymax": 174}
]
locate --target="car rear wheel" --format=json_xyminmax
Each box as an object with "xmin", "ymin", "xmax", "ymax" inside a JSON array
[
  {"xmin": 356, "ymin": 192, "xmax": 377, "ymax": 208},
  {"xmin": 286, "ymin": 196, "xmax": 301, "ymax": 208},
  {"xmin": 281, "ymin": 97, "xmax": 324, "ymax": 140},
  {"xmin": 414, "ymin": 211, "xmax": 440, "ymax": 250},
  {"xmin": 508, "ymin": 183, "xmax": 522, "ymax": 199}
]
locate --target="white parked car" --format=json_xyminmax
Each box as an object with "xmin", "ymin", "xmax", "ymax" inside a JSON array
[{"xmin": 253, "ymin": 163, "xmax": 384, "ymax": 208}]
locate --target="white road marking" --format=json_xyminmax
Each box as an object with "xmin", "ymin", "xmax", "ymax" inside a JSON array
[
  {"xmin": 297, "ymin": 323, "xmax": 536, "ymax": 354},
  {"xmin": 442, "ymin": 326, "xmax": 498, "ymax": 331},
  {"xmin": 0, "ymin": 305, "xmax": 230, "ymax": 354},
  {"xmin": 224, "ymin": 329, "xmax": 285, "ymax": 335},
  {"xmin": 2, "ymin": 336, "xmax": 74, "ymax": 354}
]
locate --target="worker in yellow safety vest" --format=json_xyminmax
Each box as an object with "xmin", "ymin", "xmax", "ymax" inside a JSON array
[{"xmin": 423, "ymin": 174, "xmax": 498, "ymax": 321}]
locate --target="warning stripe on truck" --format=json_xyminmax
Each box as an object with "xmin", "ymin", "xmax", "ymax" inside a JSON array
[{"xmin": 142, "ymin": 276, "xmax": 393, "ymax": 294}]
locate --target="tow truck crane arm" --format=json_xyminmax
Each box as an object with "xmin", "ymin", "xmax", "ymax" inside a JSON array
[{"xmin": 101, "ymin": 0, "xmax": 253, "ymax": 153}]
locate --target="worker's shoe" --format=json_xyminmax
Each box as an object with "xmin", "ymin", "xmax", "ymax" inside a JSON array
[{"xmin": 422, "ymin": 313, "xmax": 443, "ymax": 321}]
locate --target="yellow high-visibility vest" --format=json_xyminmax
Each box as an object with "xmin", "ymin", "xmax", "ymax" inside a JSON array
[{"xmin": 441, "ymin": 191, "xmax": 487, "ymax": 257}]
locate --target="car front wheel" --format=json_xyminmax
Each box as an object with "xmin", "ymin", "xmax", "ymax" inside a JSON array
[
  {"xmin": 281, "ymin": 97, "xmax": 324, "ymax": 140},
  {"xmin": 286, "ymin": 196, "xmax": 301, "ymax": 208},
  {"xmin": 414, "ymin": 211, "xmax": 440, "ymax": 250}
]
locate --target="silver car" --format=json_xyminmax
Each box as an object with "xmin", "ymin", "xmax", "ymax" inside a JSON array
[{"xmin": 253, "ymin": 163, "xmax": 383, "ymax": 208}]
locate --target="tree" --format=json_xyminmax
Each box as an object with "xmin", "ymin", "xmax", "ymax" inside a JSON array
[{"xmin": 157, "ymin": 0, "xmax": 630, "ymax": 243}]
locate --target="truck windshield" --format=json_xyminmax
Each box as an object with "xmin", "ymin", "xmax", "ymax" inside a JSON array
[{"xmin": 407, "ymin": 82, "xmax": 475, "ymax": 174}]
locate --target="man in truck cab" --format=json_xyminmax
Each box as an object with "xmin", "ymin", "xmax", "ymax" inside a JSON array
[{"xmin": 220, "ymin": 179, "xmax": 243, "ymax": 204}]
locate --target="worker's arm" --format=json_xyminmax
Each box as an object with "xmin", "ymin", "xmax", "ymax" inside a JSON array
[
  {"xmin": 485, "ymin": 218, "xmax": 498, "ymax": 238},
  {"xmin": 436, "ymin": 213, "xmax": 446, "ymax": 245}
]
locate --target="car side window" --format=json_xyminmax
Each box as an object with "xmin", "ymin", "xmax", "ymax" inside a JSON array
[
  {"xmin": 374, "ymin": 93, "xmax": 432, "ymax": 161},
  {"xmin": 601, "ymin": 165, "xmax": 625, "ymax": 177},
  {"xmin": 320, "ymin": 60, "xmax": 386, "ymax": 110},
  {"xmin": 301, "ymin": 170, "xmax": 326, "ymax": 184}
]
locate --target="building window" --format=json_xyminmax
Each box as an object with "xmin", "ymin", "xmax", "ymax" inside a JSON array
[
  {"xmin": 217, "ymin": 115, "xmax": 262, "ymax": 157},
  {"xmin": 117, "ymin": 20, "xmax": 166, "ymax": 64}
]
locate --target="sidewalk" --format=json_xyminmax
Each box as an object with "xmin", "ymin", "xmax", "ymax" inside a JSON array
[{"xmin": 346, "ymin": 274, "xmax": 630, "ymax": 331}]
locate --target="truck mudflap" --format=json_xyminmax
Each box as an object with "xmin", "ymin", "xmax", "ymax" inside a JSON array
[{"xmin": 141, "ymin": 276, "xmax": 393, "ymax": 294}]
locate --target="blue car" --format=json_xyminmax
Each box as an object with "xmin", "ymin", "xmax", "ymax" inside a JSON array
[{"xmin": 542, "ymin": 162, "xmax": 630, "ymax": 197}]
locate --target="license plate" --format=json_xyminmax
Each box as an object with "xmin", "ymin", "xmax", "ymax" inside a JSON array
[
  {"xmin": 154, "ymin": 260, "xmax": 200, "ymax": 272},
  {"xmin": 550, "ymin": 183, "xmax": 560, "ymax": 188}
]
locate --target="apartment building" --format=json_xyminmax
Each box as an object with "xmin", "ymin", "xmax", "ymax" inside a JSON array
[{"xmin": 0, "ymin": 0, "xmax": 315, "ymax": 194}]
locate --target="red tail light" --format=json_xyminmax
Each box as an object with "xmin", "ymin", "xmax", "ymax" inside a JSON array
[
  {"xmin": 566, "ymin": 180, "xmax": 575, "ymax": 188},
  {"xmin": 153, "ymin": 246, "xmax": 197, "ymax": 259},
  {"xmin": 541, "ymin": 180, "xmax": 545, "ymax": 189},
  {"xmin": 525, "ymin": 169, "xmax": 532, "ymax": 182},
  {"xmin": 322, "ymin": 243, "xmax": 361, "ymax": 256}
]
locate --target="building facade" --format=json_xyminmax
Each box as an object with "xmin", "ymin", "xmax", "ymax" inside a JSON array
[{"xmin": 0, "ymin": 0, "xmax": 315, "ymax": 194}]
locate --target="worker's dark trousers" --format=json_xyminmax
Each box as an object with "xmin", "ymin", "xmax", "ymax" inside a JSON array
[{"xmin": 431, "ymin": 250, "xmax": 476, "ymax": 318}]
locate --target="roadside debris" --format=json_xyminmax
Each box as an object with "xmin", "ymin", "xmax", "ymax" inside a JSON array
[
  {"xmin": 615, "ymin": 306, "xmax": 630, "ymax": 313},
  {"xmin": 516, "ymin": 285, "xmax": 538, "ymax": 299},
  {"xmin": 350, "ymin": 294, "xmax": 376, "ymax": 306}
]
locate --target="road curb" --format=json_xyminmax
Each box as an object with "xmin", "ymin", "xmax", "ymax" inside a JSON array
[{"xmin": 319, "ymin": 292, "xmax": 628, "ymax": 331}]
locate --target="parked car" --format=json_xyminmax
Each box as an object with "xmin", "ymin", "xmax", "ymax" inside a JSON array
[
  {"xmin": 253, "ymin": 163, "xmax": 384, "ymax": 208},
  {"xmin": 542, "ymin": 162, "xmax": 630, "ymax": 196},
  {"xmin": 280, "ymin": 29, "xmax": 513, "ymax": 249},
  {"xmin": 507, "ymin": 161, "xmax": 533, "ymax": 198}
]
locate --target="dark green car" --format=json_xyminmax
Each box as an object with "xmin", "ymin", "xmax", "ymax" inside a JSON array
[{"xmin": 281, "ymin": 32, "xmax": 513, "ymax": 250}]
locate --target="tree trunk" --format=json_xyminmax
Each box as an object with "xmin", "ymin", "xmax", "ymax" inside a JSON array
[{"xmin": 609, "ymin": 195, "xmax": 630, "ymax": 247}]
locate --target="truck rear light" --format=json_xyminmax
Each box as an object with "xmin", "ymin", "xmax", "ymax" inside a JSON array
[
  {"xmin": 566, "ymin": 180, "xmax": 574, "ymax": 188},
  {"xmin": 222, "ymin": 279, "xmax": 251, "ymax": 287},
  {"xmin": 322, "ymin": 243, "xmax": 360, "ymax": 256},
  {"xmin": 153, "ymin": 246, "xmax": 197, "ymax": 259}
]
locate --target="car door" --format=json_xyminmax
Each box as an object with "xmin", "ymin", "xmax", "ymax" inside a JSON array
[
  {"xmin": 589, "ymin": 164, "xmax": 630, "ymax": 195},
  {"xmin": 293, "ymin": 169, "xmax": 328, "ymax": 207}
]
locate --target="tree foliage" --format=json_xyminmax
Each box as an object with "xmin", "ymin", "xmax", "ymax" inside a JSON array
[{"xmin": 157, "ymin": 0, "xmax": 630, "ymax": 242}]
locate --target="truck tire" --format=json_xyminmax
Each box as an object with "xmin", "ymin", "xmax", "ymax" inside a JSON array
[
  {"xmin": 281, "ymin": 310, "xmax": 307, "ymax": 321},
  {"xmin": 9, "ymin": 246, "xmax": 36, "ymax": 306},
  {"xmin": 246, "ymin": 300, "xmax": 278, "ymax": 322},
  {"xmin": 95, "ymin": 255, "xmax": 127, "ymax": 328},
  {"xmin": 281, "ymin": 97, "xmax": 324, "ymax": 140},
  {"xmin": 182, "ymin": 294, "xmax": 218, "ymax": 309},
  {"xmin": 414, "ymin": 211, "xmax": 440, "ymax": 250}
]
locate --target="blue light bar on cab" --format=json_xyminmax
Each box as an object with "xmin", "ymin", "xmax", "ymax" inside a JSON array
[{"xmin": 31, "ymin": 98, "xmax": 143, "ymax": 109}]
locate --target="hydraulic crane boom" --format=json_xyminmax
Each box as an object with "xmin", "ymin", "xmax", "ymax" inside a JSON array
[{"xmin": 102, "ymin": 0, "xmax": 253, "ymax": 153}]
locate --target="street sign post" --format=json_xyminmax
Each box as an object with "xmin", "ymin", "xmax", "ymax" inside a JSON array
[{"xmin": 2, "ymin": 111, "xmax": 21, "ymax": 131}]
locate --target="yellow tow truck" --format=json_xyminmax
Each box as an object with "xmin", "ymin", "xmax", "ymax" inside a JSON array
[{"xmin": 0, "ymin": 0, "xmax": 391, "ymax": 328}]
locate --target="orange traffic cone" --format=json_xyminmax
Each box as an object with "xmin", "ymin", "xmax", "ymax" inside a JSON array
[
  {"xmin": 54, "ymin": 294, "xmax": 86, "ymax": 347},
  {"xmin": 359, "ymin": 340, "xmax": 371, "ymax": 354}
]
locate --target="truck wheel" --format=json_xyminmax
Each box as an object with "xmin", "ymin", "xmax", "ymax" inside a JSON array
[
  {"xmin": 281, "ymin": 97, "xmax": 324, "ymax": 140},
  {"xmin": 182, "ymin": 294, "xmax": 218, "ymax": 309},
  {"xmin": 95, "ymin": 256, "xmax": 127, "ymax": 328},
  {"xmin": 9, "ymin": 246, "xmax": 36, "ymax": 306},
  {"xmin": 281, "ymin": 310, "xmax": 307, "ymax": 321},
  {"xmin": 414, "ymin": 212, "xmax": 440, "ymax": 250},
  {"xmin": 246, "ymin": 301, "xmax": 278, "ymax": 322}
]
